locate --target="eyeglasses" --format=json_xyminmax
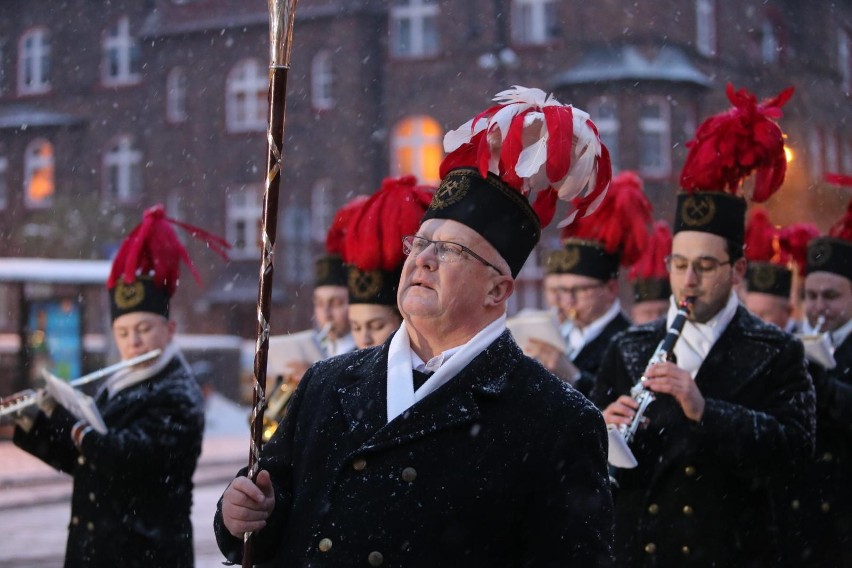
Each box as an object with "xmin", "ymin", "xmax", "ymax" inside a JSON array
[
  {"xmin": 665, "ymin": 254, "xmax": 732, "ymax": 277},
  {"xmin": 550, "ymin": 282, "xmax": 605, "ymax": 299},
  {"xmin": 402, "ymin": 235, "xmax": 504, "ymax": 276}
]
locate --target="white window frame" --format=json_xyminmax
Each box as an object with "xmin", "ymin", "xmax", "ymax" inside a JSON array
[
  {"xmin": 0, "ymin": 152, "xmax": 7, "ymax": 210},
  {"xmin": 390, "ymin": 0, "xmax": 440, "ymax": 59},
  {"xmin": 311, "ymin": 51, "xmax": 334, "ymax": 111},
  {"xmin": 102, "ymin": 16, "xmax": 141, "ymax": 86},
  {"xmin": 511, "ymin": 0, "xmax": 557, "ymax": 46},
  {"xmin": 310, "ymin": 179, "xmax": 335, "ymax": 243},
  {"xmin": 24, "ymin": 139, "xmax": 54, "ymax": 208},
  {"xmin": 103, "ymin": 135, "xmax": 142, "ymax": 202},
  {"xmin": 226, "ymin": 59, "xmax": 267, "ymax": 133},
  {"xmin": 695, "ymin": 0, "xmax": 717, "ymax": 57},
  {"xmin": 226, "ymin": 186, "xmax": 263, "ymax": 260},
  {"xmin": 638, "ymin": 97, "xmax": 671, "ymax": 178},
  {"xmin": 282, "ymin": 205, "xmax": 313, "ymax": 285},
  {"xmin": 166, "ymin": 67, "xmax": 188, "ymax": 122},
  {"xmin": 18, "ymin": 28, "xmax": 50, "ymax": 95},
  {"xmin": 588, "ymin": 97, "xmax": 620, "ymax": 173}
]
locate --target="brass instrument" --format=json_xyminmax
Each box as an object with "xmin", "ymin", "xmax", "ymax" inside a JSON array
[
  {"xmin": 0, "ymin": 349, "xmax": 162, "ymax": 419},
  {"xmin": 261, "ymin": 374, "xmax": 296, "ymax": 442},
  {"xmin": 798, "ymin": 315, "xmax": 836, "ymax": 369},
  {"xmin": 607, "ymin": 297, "xmax": 694, "ymax": 469}
]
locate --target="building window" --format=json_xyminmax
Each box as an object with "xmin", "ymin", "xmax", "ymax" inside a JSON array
[
  {"xmin": 638, "ymin": 98, "xmax": 671, "ymax": 178},
  {"xmin": 103, "ymin": 136, "xmax": 142, "ymax": 202},
  {"xmin": 0, "ymin": 151, "xmax": 7, "ymax": 210},
  {"xmin": 390, "ymin": 0, "xmax": 440, "ymax": 59},
  {"xmin": 24, "ymin": 139, "xmax": 54, "ymax": 208},
  {"xmin": 511, "ymin": 0, "xmax": 558, "ymax": 46},
  {"xmin": 282, "ymin": 206, "xmax": 313, "ymax": 285},
  {"xmin": 588, "ymin": 97, "xmax": 620, "ymax": 172},
  {"xmin": 695, "ymin": 0, "xmax": 716, "ymax": 57},
  {"xmin": 840, "ymin": 27, "xmax": 852, "ymax": 95},
  {"xmin": 102, "ymin": 16, "xmax": 141, "ymax": 86},
  {"xmin": 226, "ymin": 59, "xmax": 267, "ymax": 133},
  {"xmin": 226, "ymin": 186, "xmax": 263, "ymax": 260},
  {"xmin": 311, "ymin": 179, "xmax": 335, "ymax": 243},
  {"xmin": 18, "ymin": 28, "xmax": 51, "ymax": 94},
  {"xmin": 390, "ymin": 116, "xmax": 442, "ymax": 185},
  {"xmin": 311, "ymin": 51, "xmax": 334, "ymax": 111},
  {"xmin": 166, "ymin": 67, "xmax": 188, "ymax": 122}
]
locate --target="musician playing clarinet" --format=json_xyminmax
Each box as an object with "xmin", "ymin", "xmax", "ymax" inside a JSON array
[
  {"xmin": 9, "ymin": 205, "xmax": 227, "ymax": 567},
  {"xmin": 591, "ymin": 85, "xmax": 815, "ymax": 567}
]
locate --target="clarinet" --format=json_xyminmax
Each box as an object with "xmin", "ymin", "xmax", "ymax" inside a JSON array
[{"xmin": 620, "ymin": 296, "xmax": 695, "ymax": 444}]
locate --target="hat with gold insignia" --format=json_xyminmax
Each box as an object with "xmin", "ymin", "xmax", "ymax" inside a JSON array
[
  {"xmin": 424, "ymin": 86, "xmax": 612, "ymax": 277},
  {"xmin": 342, "ymin": 175, "xmax": 434, "ymax": 306},
  {"xmin": 107, "ymin": 204, "xmax": 229, "ymax": 321},
  {"xmin": 806, "ymin": 200, "xmax": 852, "ymax": 281},
  {"xmin": 675, "ymin": 84, "xmax": 794, "ymax": 247},
  {"xmin": 744, "ymin": 208, "xmax": 792, "ymax": 298},
  {"xmin": 553, "ymin": 170, "xmax": 652, "ymax": 281}
]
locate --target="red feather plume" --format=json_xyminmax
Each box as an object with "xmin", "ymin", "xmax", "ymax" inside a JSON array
[
  {"xmin": 828, "ymin": 200, "xmax": 852, "ymax": 241},
  {"xmin": 107, "ymin": 204, "xmax": 230, "ymax": 295},
  {"xmin": 680, "ymin": 83, "xmax": 793, "ymax": 203},
  {"xmin": 628, "ymin": 220, "xmax": 672, "ymax": 281},
  {"xmin": 343, "ymin": 176, "xmax": 435, "ymax": 272},
  {"xmin": 560, "ymin": 170, "xmax": 651, "ymax": 266},
  {"xmin": 778, "ymin": 222, "xmax": 820, "ymax": 273},
  {"xmin": 744, "ymin": 208, "xmax": 779, "ymax": 263},
  {"xmin": 325, "ymin": 194, "xmax": 370, "ymax": 256}
]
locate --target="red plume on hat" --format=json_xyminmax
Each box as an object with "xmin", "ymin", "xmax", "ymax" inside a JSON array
[
  {"xmin": 107, "ymin": 204, "xmax": 230, "ymax": 295},
  {"xmin": 325, "ymin": 194, "xmax": 370, "ymax": 256},
  {"xmin": 629, "ymin": 220, "xmax": 671, "ymax": 282},
  {"xmin": 680, "ymin": 83, "xmax": 794, "ymax": 202},
  {"xmin": 778, "ymin": 222, "xmax": 820, "ymax": 274},
  {"xmin": 440, "ymin": 86, "xmax": 612, "ymax": 227},
  {"xmin": 559, "ymin": 170, "xmax": 651, "ymax": 266},
  {"xmin": 343, "ymin": 175, "xmax": 434, "ymax": 272},
  {"xmin": 744, "ymin": 208, "xmax": 781, "ymax": 264},
  {"xmin": 828, "ymin": 200, "xmax": 852, "ymax": 241}
]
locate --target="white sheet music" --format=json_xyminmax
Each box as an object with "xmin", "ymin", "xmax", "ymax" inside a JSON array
[
  {"xmin": 42, "ymin": 369, "xmax": 108, "ymax": 434},
  {"xmin": 267, "ymin": 330, "xmax": 324, "ymax": 376},
  {"xmin": 507, "ymin": 309, "xmax": 567, "ymax": 353}
]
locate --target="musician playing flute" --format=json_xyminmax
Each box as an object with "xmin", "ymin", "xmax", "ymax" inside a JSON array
[
  {"xmin": 215, "ymin": 86, "xmax": 615, "ymax": 567},
  {"xmin": 9, "ymin": 205, "xmax": 227, "ymax": 567},
  {"xmin": 591, "ymin": 85, "xmax": 815, "ymax": 567}
]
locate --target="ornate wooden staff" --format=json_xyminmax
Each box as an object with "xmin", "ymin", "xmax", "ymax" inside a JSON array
[{"xmin": 244, "ymin": 1, "xmax": 298, "ymax": 565}]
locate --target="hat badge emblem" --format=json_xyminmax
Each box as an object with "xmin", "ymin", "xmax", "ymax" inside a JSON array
[{"xmin": 681, "ymin": 195, "xmax": 716, "ymax": 227}]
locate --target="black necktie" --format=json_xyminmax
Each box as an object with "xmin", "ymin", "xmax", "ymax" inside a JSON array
[{"xmin": 412, "ymin": 369, "xmax": 434, "ymax": 391}]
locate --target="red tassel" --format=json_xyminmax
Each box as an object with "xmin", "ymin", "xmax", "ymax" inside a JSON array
[
  {"xmin": 744, "ymin": 208, "xmax": 778, "ymax": 262},
  {"xmin": 628, "ymin": 221, "xmax": 672, "ymax": 281},
  {"xmin": 325, "ymin": 194, "xmax": 370, "ymax": 256}
]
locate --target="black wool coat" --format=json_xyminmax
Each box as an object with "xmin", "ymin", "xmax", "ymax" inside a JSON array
[
  {"xmin": 590, "ymin": 307, "xmax": 816, "ymax": 568},
  {"xmin": 572, "ymin": 312, "xmax": 631, "ymax": 397},
  {"xmin": 215, "ymin": 330, "xmax": 614, "ymax": 567},
  {"xmin": 15, "ymin": 357, "xmax": 205, "ymax": 568},
  {"xmin": 781, "ymin": 333, "xmax": 852, "ymax": 567}
]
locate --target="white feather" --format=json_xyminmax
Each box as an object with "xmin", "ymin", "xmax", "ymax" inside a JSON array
[
  {"xmin": 516, "ymin": 136, "xmax": 548, "ymax": 178},
  {"xmin": 443, "ymin": 118, "xmax": 476, "ymax": 152}
]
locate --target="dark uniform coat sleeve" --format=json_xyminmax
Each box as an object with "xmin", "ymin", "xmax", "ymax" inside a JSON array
[
  {"xmin": 215, "ymin": 330, "xmax": 614, "ymax": 567},
  {"xmin": 14, "ymin": 358, "xmax": 205, "ymax": 568},
  {"xmin": 590, "ymin": 307, "xmax": 815, "ymax": 567},
  {"xmin": 572, "ymin": 313, "xmax": 630, "ymax": 397}
]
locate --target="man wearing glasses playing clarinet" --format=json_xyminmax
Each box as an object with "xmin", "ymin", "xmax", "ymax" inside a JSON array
[
  {"xmin": 8, "ymin": 205, "xmax": 228, "ymax": 567},
  {"xmin": 215, "ymin": 87, "xmax": 615, "ymax": 567},
  {"xmin": 591, "ymin": 85, "xmax": 815, "ymax": 567}
]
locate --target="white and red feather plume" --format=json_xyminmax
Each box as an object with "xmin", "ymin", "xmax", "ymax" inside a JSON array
[{"xmin": 440, "ymin": 86, "xmax": 612, "ymax": 228}]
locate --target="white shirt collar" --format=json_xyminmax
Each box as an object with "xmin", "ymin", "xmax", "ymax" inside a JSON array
[
  {"xmin": 386, "ymin": 314, "xmax": 507, "ymax": 423},
  {"xmin": 831, "ymin": 317, "xmax": 852, "ymax": 348},
  {"xmin": 567, "ymin": 299, "xmax": 622, "ymax": 358},
  {"xmin": 669, "ymin": 291, "xmax": 739, "ymax": 378}
]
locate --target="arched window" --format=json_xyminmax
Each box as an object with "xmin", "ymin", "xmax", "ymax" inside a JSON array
[
  {"xmin": 18, "ymin": 28, "xmax": 51, "ymax": 94},
  {"xmin": 390, "ymin": 116, "xmax": 442, "ymax": 185},
  {"xmin": 311, "ymin": 51, "xmax": 334, "ymax": 111},
  {"xmin": 24, "ymin": 139, "xmax": 54, "ymax": 208},
  {"xmin": 226, "ymin": 185, "xmax": 263, "ymax": 260},
  {"xmin": 166, "ymin": 67, "xmax": 188, "ymax": 122},
  {"xmin": 103, "ymin": 135, "xmax": 142, "ymax": 201},
  {"xmin": 226, "ymin": 59, "xmax": 267, "ymax": 133}
]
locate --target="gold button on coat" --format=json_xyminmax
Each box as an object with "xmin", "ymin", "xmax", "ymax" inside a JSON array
[
  {"xmin": 647, "ymin": 504, "xmax": 659, "ymax": 515},
  {"xmin": 86, "ymin": 522, "xmax": 94, "ymax": 531},
  {"xmin": 682, "ymin": 505, "xmax": 694, "ymax": 516},
  {"xmin": 821, "ymin": 502, "xmax": 831, "ymax": 513},
  {"xmin": 71, "ymin": 516, "xmax": 80, "ymax": 526},
  {"xmin": 352, "ymin": 458, "xmax": 367, "ymax": 471},
  {"xmin": 682, "ymin": 546, "xmax": 690, "ymax": 555},
  {"xmin": 88, "ymin": 492, "xmax": 96, "ymax": 502},
  {"xmin": 684, "ymin": 466, "xmax": 696, "ymax": 476},
  {"xmin": 645, "ymin": 543, "xmax": 656, "ymax": 554},
  {"xmin": 368, "ymin": 551, "xmax": 384, "ymax": 566},
  {"xmin": 318, "ymin": 538, "xmax": 333, "ymax": 552},
  {"xmin": 77, "ymin": 456, "xmax": 85, "ymax": 465},
  {"xmin": 401, "ymin": 467, "xmax": 417, "ymax": 482}
]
